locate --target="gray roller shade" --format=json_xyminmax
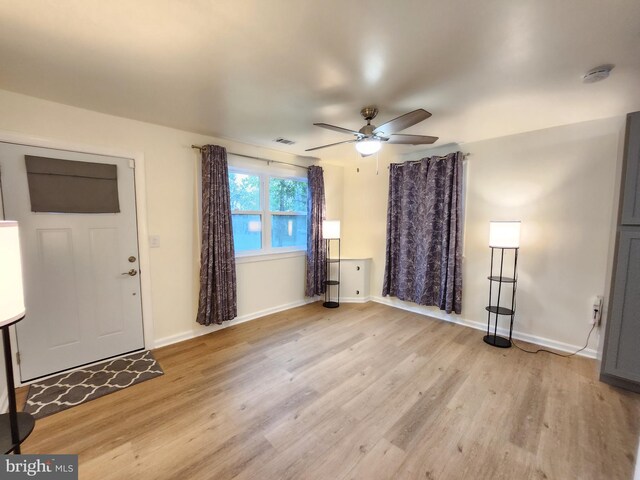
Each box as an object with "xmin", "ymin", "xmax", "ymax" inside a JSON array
[{"xmin": 25, "ymin": 156, "xmax": 120, "ymax": 213}]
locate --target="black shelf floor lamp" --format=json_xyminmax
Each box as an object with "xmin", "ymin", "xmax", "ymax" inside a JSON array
[
  {"xmin": 0, "ymin": 221, "xmax": 35, "ymax": 453},
  {"xmin": 484, "ymin": 221, "xmax": 521, "ymax": 348},
  {"xmin": 322, "ymin": 220, "xmax": 341, "ymax": 309}
]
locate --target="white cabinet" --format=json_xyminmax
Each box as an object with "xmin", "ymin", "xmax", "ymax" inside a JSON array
[{"xmin": 339, "ymin": 258, "xmax": 371, "ymax": 302}]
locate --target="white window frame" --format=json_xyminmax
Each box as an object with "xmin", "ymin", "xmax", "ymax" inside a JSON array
[{"xmin": 229, "ymin": 164, "xmax": 308, "ymax": 259}]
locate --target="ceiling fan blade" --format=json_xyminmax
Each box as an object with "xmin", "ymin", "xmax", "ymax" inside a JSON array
[
  {"xmin": 313, "ymin": 123, "xmax": 362, "ymax": 136},
  {"xmin": 385, "ymin": 134, "xmax": 439, "ymax": 145},
  {"xmin": 373, "ymin": 109, "xmax": 432, "ymax": 136},
  {"xmin": 305, "ymin": 139, "xmax": 357, "ymax": 152}
]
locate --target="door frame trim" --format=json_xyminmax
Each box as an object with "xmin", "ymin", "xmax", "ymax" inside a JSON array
[{"xmin": 0, "ymin": 131, "xmax": 155, "ymax": 386}]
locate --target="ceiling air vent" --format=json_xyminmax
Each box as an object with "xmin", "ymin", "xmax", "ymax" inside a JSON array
[{"xmin": 273, "ymin": 137, "xmax": 296, "ymax": 145}]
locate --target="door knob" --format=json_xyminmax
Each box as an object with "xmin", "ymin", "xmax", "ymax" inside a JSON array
[{"xmin": 121, "ymin": 269, "xmax": 138, "ymax": 276}]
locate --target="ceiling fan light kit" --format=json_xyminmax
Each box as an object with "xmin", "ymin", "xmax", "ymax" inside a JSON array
[
  {"xmin": 355, "ymin": 138, "xmax": 381, "ymax": 155},
  {"xmin": 307, "ymin": 106, "xmax": 439, "ymax": 157}
]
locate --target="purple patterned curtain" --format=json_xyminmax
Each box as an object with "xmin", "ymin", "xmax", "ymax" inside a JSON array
[
  {"xmin": 382, "ymin": 152, "xmax": 463, "ymax": 314},
  {"xmin": 196, "ymin": 145, "xmax": 237, "ymax": 325},
  {"xmin": 305, "ymin": 166, "xmax": 326, "ymax": 297}
]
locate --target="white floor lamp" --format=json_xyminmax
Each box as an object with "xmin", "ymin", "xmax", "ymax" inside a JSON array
[{"xmin": 0, "ymin": 221, "xmax": 35, "ymax": 453}]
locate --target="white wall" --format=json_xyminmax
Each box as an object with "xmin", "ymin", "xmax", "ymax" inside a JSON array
[
  {"xmin": 341, "ymin": 116, "xmax": 625, "ymax": 356},
  {"xmin": 0, "ymin": 88, "xmax": 343, "ymax": 354}
]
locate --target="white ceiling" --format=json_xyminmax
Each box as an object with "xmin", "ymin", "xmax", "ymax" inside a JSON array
[{"xmin": 0, "ymin": 0, "xmax": 639, "ymax": 160}]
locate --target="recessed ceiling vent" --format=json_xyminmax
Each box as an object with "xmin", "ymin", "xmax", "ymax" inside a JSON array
[
  {"xmin": 583, "ymin": 64, "xmax": 614, "ymax": 83},
  {"xmin": 273, "ymin": 137, "xmax": 296, "ymax": 145}
]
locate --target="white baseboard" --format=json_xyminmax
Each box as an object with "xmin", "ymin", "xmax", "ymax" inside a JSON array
[
  {"xmin": 154, "ymin": 297, "xmax": 319, "ymax": 349},
  {"xmin": 154, "ymin": 294, "xmax": 597, "ymax": 359},
  {"xmin": 371, "ymin": 296, "xmax": 597, "ymax": 359},
  {"xmin": 341, "ymin": 296, "xmax": 371, "ymax": 304}
]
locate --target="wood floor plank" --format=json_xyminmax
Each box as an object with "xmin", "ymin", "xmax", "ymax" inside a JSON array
[
  {"xmin": 345, "ymin": 438, "xmax": 407, "ymax": 480},
  {"xmin": 16, "ymin": 302, "xmax": 640, "ymax": 479},
  {"xmin": 385, "ymin": 365, "xmax": 468, "ymax": 451}
]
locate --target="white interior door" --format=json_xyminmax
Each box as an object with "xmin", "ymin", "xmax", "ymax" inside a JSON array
[{"xmin": 0, "ymin": 143, "xmax": 144, "ymax": 381}]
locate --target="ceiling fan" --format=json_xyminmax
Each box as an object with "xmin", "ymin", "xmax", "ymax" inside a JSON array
[{"xmin": 306, "ymin": 106, "xmax": 438, "ymax": 156}]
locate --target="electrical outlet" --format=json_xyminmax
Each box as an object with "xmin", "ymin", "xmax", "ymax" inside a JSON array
[{"xmin": 591, "ymin": 295, "xmax": 604, "ymax": 326}]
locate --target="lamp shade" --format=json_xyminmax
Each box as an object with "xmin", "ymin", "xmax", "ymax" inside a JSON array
[
  {"xmin": 0, "ymin": 221, "xmax": 25, "ymax": 325},
  {"xmin": 322, "ymin": 220, "xmax": 341, "ymax": 239},
  {"xmin": 489, "ymin": 221, "xmax": 521, "ymax": 248},
  {"xmin": 355, "ymin": 138, "xmax": 381, "ymax": 155}
]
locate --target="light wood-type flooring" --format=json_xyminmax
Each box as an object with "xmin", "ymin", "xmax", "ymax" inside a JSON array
[{"xmin": 17, "ymin": 302, "xmax": 640, "ymax": 479}]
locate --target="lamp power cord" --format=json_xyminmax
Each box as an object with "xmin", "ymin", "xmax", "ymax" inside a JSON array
[{"xmin": 511, "ymin": 323, "xmax": 596, "ymax": 358}]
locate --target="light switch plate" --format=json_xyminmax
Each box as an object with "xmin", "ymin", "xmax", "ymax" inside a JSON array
[{"xmin": 149, "ymin": 235, "xmax": 161, "ymax": 248}]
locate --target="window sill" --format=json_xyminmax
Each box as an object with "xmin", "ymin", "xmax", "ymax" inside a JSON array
[{"xmin": 235, "ymin": 249, "xmax": 306, "ymax": 264}]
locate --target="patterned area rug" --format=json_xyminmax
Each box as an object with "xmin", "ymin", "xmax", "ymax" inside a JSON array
[{"xmin": 23, "ymin": 350, "xmax": 163, "ymax": 419}]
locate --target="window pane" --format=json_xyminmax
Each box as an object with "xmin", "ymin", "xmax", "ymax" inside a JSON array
[
  {"xmin": 232, "ymin": 214, "xmax": 262, "ymax": 251},
  {"xmin": 269, "ymin": 178, "xmax": 307, "ymax": 213},
  {"xmin": 271, "ymin": 215, "xmax": 307, "ymax": 248},
  {"xmin": 229, "ymin": 172, "xmax": 261, "ymax": 211}
]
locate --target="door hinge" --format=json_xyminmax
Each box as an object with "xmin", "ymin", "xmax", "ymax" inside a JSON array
[{"xmin": 16, "ymin": 352, "xmax": 20, "ymax": 365}]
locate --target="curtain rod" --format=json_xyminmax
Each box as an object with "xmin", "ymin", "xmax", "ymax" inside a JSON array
[
  {"xmin": 191, "ymin": 145, "xmax": 311, "ymax": 170},
  {"xmin": 394, "ymin": 152, "xmax": 470, "ymax": 166}
]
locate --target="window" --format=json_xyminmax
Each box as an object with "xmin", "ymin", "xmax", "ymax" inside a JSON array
[
  {"xmin": 269, "ymin": 177, "xmax": 307, "ymax": 248},
  {"xmin": 229, "ymin": 172, "xmax": 262, "ymax": 251},
  {"xmin": 229, "ymin": 168, "xmax": 307, "ymax": 255}
]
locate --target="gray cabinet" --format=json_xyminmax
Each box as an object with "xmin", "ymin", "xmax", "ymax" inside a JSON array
[
  {"xmin": 622, "ymin": 113, "xmax": 640, "ymax": 225},
  {"xmin": 603, "ymin": 229, "xmax": 640, "ymax": 383},
  {"xmin": 602, "ymin": 112, "xmax": 640, "ymax": 391}
]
